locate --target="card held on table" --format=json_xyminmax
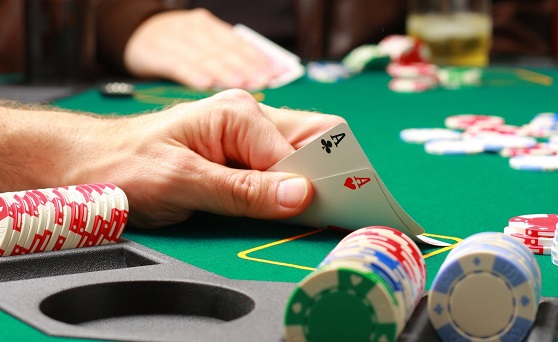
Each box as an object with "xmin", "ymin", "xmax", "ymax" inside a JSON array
[{"xmin": 268, "ymin": 123, "xmax": 449, "ymax": 246}]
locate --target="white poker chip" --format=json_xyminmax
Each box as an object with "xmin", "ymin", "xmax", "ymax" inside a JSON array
[
  {"xmin": 400, "ymin": 128, "xmax": 461, "ymax": 144},
  {"xmin": 425, "ymin": 139, "xmax": 484, "ymax": 155},
  {"xmin": 387, "ymin": 62, "xmax": 438, "ymax": 78},
  {"xmin": 509, "ymin": 155, "xmax": 558, "ymax": 171},
  {"xmin": 467, "ymin": 135, "xmax": 537, "ymax": 152},
  {"xmin": 389, "ymin": 76, "xmax": 438, "ymax": 93}
]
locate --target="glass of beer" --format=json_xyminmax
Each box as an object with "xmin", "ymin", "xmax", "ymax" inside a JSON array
[{"xmin": 406, "ymin": 0, "xmax": 492, "ymax": 66}]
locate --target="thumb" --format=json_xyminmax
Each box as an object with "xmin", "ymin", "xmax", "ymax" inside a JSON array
[{"xmin": 198, "ymin": 165, "xmax": 313, "ymax": 219}]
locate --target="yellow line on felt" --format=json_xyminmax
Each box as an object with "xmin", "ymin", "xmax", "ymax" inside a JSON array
[
  {"xmin": 515, "ymin": 68, "xmax": 553, "ymax": 86},
  {"xmin": 238, "ymin": 230, "xmax": 463, "ymax": 271},
  {"xmin": 421, "ymin": 233, "xmax": 462, "ymax": 258},
  {"xmin": 237, "ymin": 229, "xmax": 323, "ymax": 271}
]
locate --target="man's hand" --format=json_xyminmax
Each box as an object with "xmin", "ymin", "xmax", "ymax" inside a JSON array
[
  {"xmin": 0, "ymin": 90, "xmax": 345, "ymax": 228},
  {"xmin": 124, "ymin": 9, "xmax": 277, "ymax": 90}
]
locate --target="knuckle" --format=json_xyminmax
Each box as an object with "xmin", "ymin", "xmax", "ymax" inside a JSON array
[
  {"xmin": 190, "ymin": 8, "xmax": 213, "ymax": 20},
  {"xmin": 226, "ymin": 171, "xmax": 268, "ymax": 214}
]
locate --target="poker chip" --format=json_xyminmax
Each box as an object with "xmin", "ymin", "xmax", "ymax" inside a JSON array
[
  {"xmin": 378, "ymin": 35, "xmax": 430, "ymax": 64},
  {"xmin": 437, "ymin": 67, "xmax": 482, "ymax": 89},
  {"xmin": 284, "ymin": 226, "xmax": 426, "ymax": 342},
  {"xmin": 424, "ymin": 139, "xmax": 484, "ymax": 155},
  {"xmin": 500, "ymin": 143, "xmax": 556, "ymax": 157},
  {"xmin": 463, "ymin": 124, "xmax": 525, "ymax": 138},
  {"xmin": 467, "ymin": 135, "xmax": 537, "ymax": 153},
  {"xmin": 504, "ymin": 227, "xmax": 553, "ymax": 247},
  {"xmin": 388, "ymin": 76, "xmax": 438, "ymax": 93},
  {"xmin": 509, "ymin": 155, "xmax": 558, "ymax": 171},
  {"xmin": 444, "ymin": 114, "xmax": 505, "ymax": 130},
  {"xmin": 428, "ymin": 232, "xmax": 540, "ymax": 342},
  {"xmin": 399, "ymin": 128, "xmax": 461, "ymax": 144},
  {"xmin": 342, "ymin": 44, "xmax": 391, "ymax": 72},
  {"xmin": 386, "ymin": 62, "xmax": 437, "ymax": 78},
  {"xmin": 507, "ymin": 214, "xmax": 558, "ymax": 238},
  {"xmin": 521, "ymin": 112, "xmax": 558, "ymax": 138},
  {"xmin": 99, "ymin": 82, "xmax": 134, "ymax": 97},
  {"xmin": 0, "ymin": 184, "xmax": 128, "ymax": 257},
  {"xmin": 306, "ymin": 61, "xmax": 352, "ymax": 83}
]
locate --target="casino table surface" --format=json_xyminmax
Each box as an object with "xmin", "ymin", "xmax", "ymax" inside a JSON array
[{"xmin": 2, "ymin": 67, "xmax": 558, "ymax": 341}]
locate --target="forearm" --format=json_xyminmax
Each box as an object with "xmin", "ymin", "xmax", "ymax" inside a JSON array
[{"xmin": 0, "ymin": 106, "xmax": 127, "ymax": 191}]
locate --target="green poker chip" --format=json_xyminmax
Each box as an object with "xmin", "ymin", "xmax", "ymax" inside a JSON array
[
  {"xmin": 342, "ymin": 45, "xmax": 391, "ymax": 73},
  {"xmin": 284, "ymin": 261, "xmax": 402, "ymax": 342}
]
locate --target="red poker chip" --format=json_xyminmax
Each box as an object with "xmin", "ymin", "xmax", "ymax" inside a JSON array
[
  {"xmin": 0, "ymin": 197, "xmax": 14, "ymax": 256},
  {"xmin": 398, "ymin": 39, "xmax": 431, "ymax": 64},
  {"xmin": 387, "ymin": 62, "xmax": 438, "ymax": 78},
  {"xmin": 524, "ymin": 243, "xmax": 552, "ymax": 255},
  {"xmin": 507, "ymin": 214, "xmax": 558, "ymax": 238},
  {"xmin": 389, "ymin": 76, "xmax": 438, "ymax": 93},
  {"xmin": 500, "ymin": 143, "xmax": 557, "ymax": 158},
  {"xmin": 341, "ymin": 226, "xmax": 426, "ymax": 278},
  {"xmin": 504, "ymin": 227, "xmax": 553, "ymax": 247},
  {"xmin": 339, "ymin": 234, "xmax": 424, "ymax": 293},
  {"xmin": 463, "ymin": 124, "xmax": 524, "ymax": 138},
  {"xmin": 444, "ymin": 114, "xmax": 505, "ymax": 130}
]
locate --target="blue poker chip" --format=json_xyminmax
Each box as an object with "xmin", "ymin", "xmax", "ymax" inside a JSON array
[
  {"xmin": 429, "ymin": 233, "xmax": 540, "ymax": 342},
  {"xmin": 306, "ymin": 61, "xmax": 352, "ymax": 83},
  {"xmin": 510, "ymin": 155, "xmax": 558, "ymax": 171},
  {"xmin": 467, "ymin": 135, "xmax": 537, "ymax": 152},
  {"xmin": 449, "ymin": 232, "xmax": 542, "ymax": 293}
]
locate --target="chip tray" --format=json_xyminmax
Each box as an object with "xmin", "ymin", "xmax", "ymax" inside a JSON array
[{"xmin": 0, "ymin": 239, "xmax": 556, "ymax": 342}]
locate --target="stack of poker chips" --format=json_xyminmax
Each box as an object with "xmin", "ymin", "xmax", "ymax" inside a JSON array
[
  {"xmin": 284, "ymin": 226, "xmax": 426, "ymax": 342},
  {"xmin": 504, "ymin": 214, "xmax": 558, "ymax": 255},
  {"xmin": 400, "ymin": 113, "xmax": 558, "ymax": 171},
  {"xmin": 428, "ymin": 232, "xmax": 541, "ymax": 342},
  {"xmin": 0, "ymin": 184, "xmax": 128, "ymax": 257},
  {"xmin": 379, "ymin": 35, "xmax": 439, "ymax": 93}
]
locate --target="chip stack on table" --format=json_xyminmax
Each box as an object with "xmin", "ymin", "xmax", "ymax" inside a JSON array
[
  {"xmin": 0, "ymin": 184, "xmax": 128, "ymax": 256},
  {"xmin": 400, "ymin": 113, "xmax": 558, "ymax": 170},
  {"xmin": 378, "ymin": 35, "xmax": 439, "ymax": 93},
  {"xmin": 284, "ymin": 226, "xmax": 426, "ymax": 342},
  {"xmin": 504, "ymin": 214, "xmax": 558, "ymax": 255},
  {"xmin": 428, "ymin": 232, "xmax": 541, "ymax": 342},
  {"xmin": 306, "ymin": 61, "xmax": 352, "ymax": 83}
]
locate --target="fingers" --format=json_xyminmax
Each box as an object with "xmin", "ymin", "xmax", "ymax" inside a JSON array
[
  {"xmin": 258, "ymin": 103, "xmax": 347, "ymax": 149},
  {"xmin": 190, "ymin": 162, "xmax": 313, "ymax": 219},
  {"xmin": 124, "ymin": 9, "xmax": 276, "ymax": 90},
  {"xmin": 174, "ymin": 89, "xmax": 295, "ymax": 170}
]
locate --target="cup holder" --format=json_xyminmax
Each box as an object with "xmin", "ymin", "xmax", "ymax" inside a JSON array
[{"xmin": 40, "ymin": 280, "xmax": 255, "ymax": 330}]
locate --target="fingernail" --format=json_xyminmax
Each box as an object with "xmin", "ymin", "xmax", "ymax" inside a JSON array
[{"xmin": 277, "ymin": 177, "xmax": 308, "ymax": 208}]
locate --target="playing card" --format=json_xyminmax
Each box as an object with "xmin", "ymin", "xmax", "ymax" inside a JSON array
[
  {"xmin": 269, "ymin": 123, "xmax": 449, "ymax": 246},
  {"xmin": 233, "ymin": 24, "xmax": 305, "ymax": 89},
  {"xmin": 269, "ymin": 123, "xmax": 374, "ymax": 179},
  {"xmin": 282, "ymin": 168, "xmax": 423, "ymax": 240}
]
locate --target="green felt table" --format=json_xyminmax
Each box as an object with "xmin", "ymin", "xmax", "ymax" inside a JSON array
[{"xmin": 2, "ymin": 67, "xmax": 558, "ymax": 341}]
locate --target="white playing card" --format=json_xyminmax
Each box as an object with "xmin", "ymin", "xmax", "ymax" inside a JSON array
[
  {"xmin": 283, "ymin": 168, "xmax": 422, "ymax": 238},
  {"xmin": 233, "ymin": 24, "xmax": 305, "ymax": 89},
  {"xmin": 269, "ymin": 123, "xmax": 450, "ymax": 246},
  {"xmin": 269, "ymin": 122, "xmax": 374, "ymax": 179}
]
